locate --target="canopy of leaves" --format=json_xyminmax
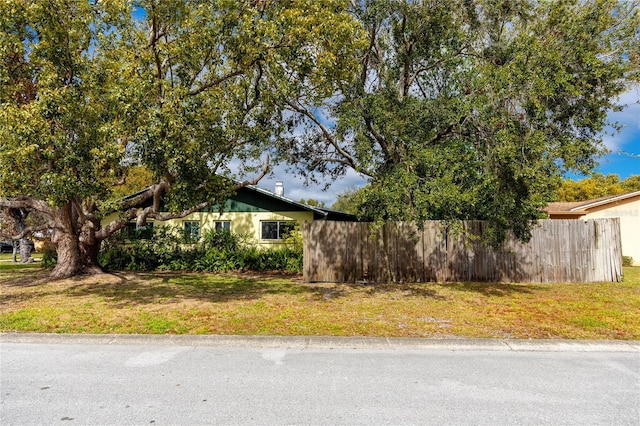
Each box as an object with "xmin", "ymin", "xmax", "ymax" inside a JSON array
[
  {"xmin": 0, "ymin": 0, "xmax": 363, "ymax": 217},
  {"xmin": 283, "ymin": 0, "xmax": 640, "ymax": 244},
  {"xmin": 110, "ymin": 166, "xmax": 155, "ymax": 200},
  {"xmin": 0, "ymin": 0, "xmax": 364, "ymax": 276},
  {"xmin": 299, "ymin": 198, "xmax": 326, "ymax": 208},
  {"xmin": 556, "ymin": 174, "xmax": 640, "ymax": 202},
  {"xmin": 330, "ymin": 186, "xmax": 365, "ymax": 214}
]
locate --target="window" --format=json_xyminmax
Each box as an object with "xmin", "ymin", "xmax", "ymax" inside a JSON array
[
  {"xmin": 183, "ymin": 221, "xmax": 200, "ymax": 242},
  {"xmin": 261, "ymin": 221, "xmax": 295, "ymax": 240},
  {"xmin": 214, "ymin": 221, "xmax": 231, "ymax": 232},
  {"xmin": 125, "ymin": 222, "xmax": 154, "ymax": 239}
]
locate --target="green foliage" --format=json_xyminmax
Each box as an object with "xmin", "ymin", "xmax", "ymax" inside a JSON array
[
  {"xmin": 0, "ymin": 0, "xmax": 125, "ymax": 204},
  {"xmin": 98, "ymin": 226, "xmax": 302, "ymax": 273},
  {"xmin": 40, "ymin": 242, "xmax": 57, "ymax": 268},
  {"xmin": 622, "ymin": 256, "xmax": 634, "ymax": 267},
  {"xmin": 330, "ymin": 187, "xmax": 365, "ymax": 214},
  {"xmin": 202, "ymin": 229, "xmax": 244, "ymax": 252},
  {"xmin": 557, "ymin": 174, "xmax": 640, "ymax": 202},
  {"xmin": 110, "ymin": 166, "xmax": 155, "ymax": 200},
  {"xmin": 286, "ymin": 0, "xmax": 640, "ymax": 244},
  {"xmin": 299, "ymin": 198, "xmax": 326, "ymax": 208},
  {"xmin": 0, "ymin": 0, "xmax": 363, "ymax": 277}
]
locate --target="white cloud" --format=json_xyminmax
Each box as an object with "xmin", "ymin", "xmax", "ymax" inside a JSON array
[
  {"xmin": 254, "ymin": 165, "xmax": 367, "ymax": 207},
  {"xmin": 603, "ymin": 87, "xmax": 640, "ymax": 152},
  {"xmin": 601, "ymin": 134, "xmax": 620, "ymax": 151}
]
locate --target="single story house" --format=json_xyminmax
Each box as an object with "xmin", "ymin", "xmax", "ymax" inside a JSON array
[
  {"xmin": 102, "ymin": 182, "xmax": 356, "ymax": 248},
  {"xmin": 544, "ymin": 190, "xmax": 640, "ymax": 266}
]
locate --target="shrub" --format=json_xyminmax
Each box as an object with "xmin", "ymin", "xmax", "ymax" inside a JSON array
[
  {"xmin": 41, "ymin": 241, "xmax": 57, "ymax": 268},
  {"xmin": 202, "ymin": 229, "xmax": 245, "ymax": 252},
  {"xmin": 98, "ymin": 225, "xmax": 303, "ymax": 273},
  {"xmin": 622, "ymin": 256, "xmax": 634, "ymax": 267}
]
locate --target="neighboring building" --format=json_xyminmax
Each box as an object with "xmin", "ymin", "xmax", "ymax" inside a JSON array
[
  {"xmin": 544, "ymin": 191, "xmax": 640, "ymax": 266},
  {"xmin": 102, "ymin": 182, "xmax": 356, "ymax": 248}
]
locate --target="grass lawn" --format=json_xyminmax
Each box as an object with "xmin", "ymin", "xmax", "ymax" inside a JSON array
[
  {"xmin": 0, "ymin": 255, "xmax": 43, "ymax": 272},
  {"xmin": 0, "ymin": 253, "xmax": 43, "ymax": 259},
  {"xmin": 1, "ymin": 267, "xmax": 638, "ymax": 339}
]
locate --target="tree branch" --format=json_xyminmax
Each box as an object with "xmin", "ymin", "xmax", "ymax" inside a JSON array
[
  {"xmin": 137, "ymin": 159, "xmax": 270, "ymax": 225},
  {"xmin": 3, "ymin": 222, "xmax": 57, "ymax": 240},
  {"xmin": 285, "ymin": 100, "xmax": 359, "ymax": 171},
  {"xmin": 188, "ymin": 63, "xmax": 257, "ymax": 96},
  {"xmin": 428, "ymin": 115, "xmax": 469, "ymax": 145},
  {"xmin": 101, "ymin": 157, "xmax": 271, "ymax": 240},
  {"xmin": 405, "ymin": 45, "xmax": 468, "ymax": 89},
  {"xmin": 0, "ymin": 196, "xmax": 55, "ymax": 217},
  {"xmin": 149, "ymin": 2, "xmax": 164, "ymax": 103}
]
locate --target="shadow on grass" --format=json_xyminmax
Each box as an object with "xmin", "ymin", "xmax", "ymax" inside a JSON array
[
  {"xmin": 0, "ymin": 268, "xmax": 50, "ymax": 286},
  {"xmin": 354, "ymin": 284, "xmax": 447, "ymax": 300},
  {"xmin": 435, "ymin": 281, "xmax": 539, "ymax": 296},
  {"xmin": 1, "ymin": 269, "xmax": 318, "ymax": 307},
  {"xmin": 1, "ymin": 269, "xmax": 547, "ymax": 310},
  {"xmin": 37, "ymin": 271, "xmax": 324, "ymax": 308}
]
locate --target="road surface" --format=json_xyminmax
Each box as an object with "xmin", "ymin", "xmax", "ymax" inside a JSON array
[{"xmin": 1, "ymin": 334, "xmax": 639, "ymax": 425}]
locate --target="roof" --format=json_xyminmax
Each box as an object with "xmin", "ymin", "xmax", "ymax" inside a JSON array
[
  {"xmin": 314, "ymin": 206, "xmax": 359, "ymax": 222},
  {"xmin": 237, "ymin": 185, "xmax": 358, "ymax": 221},
  {"xmin": 119, "ymin": 183, "xmax": 357, "ymax": 221},
  {"xmin": 544, "ymin": 190, "xmax": 640, "ymax": 217},
  {"xmin": 244, "ymin": 184, "xmax": 328, "ymax": 217}
]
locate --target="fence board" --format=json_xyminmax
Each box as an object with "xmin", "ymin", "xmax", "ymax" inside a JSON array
[{"xmin": 303, "ymin": 219, "xmax": 622, "ymax": 283}]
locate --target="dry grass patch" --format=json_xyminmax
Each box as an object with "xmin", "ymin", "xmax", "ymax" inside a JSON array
[{"xmin": 1, "ymin": 267, "xmax": 639, "ymax": 339}]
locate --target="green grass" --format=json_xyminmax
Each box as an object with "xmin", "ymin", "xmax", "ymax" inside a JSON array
[
  {"xmin": 0, "ymin": 252, "xmax": 44, "ymax": 272},
  {"xmin": 1, "ymin": 267, "xmax": 638, "ymax": 339},
  {"xmin": 0, "ymin": 253, "xmax": 43, "ymax": 260}
]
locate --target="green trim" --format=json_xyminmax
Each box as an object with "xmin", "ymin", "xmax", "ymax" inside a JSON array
[
  {"xmin": 120, "ymin": 184, "xmax": 355, "ymax": 221},
  {"xmin": 203, "ymin": 187, "xmax": 312, "ymax": 213}
]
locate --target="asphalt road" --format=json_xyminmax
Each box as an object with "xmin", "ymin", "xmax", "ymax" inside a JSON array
[{"xmin": 1, "ymin": 334, "xmax": 639, "ymax": 425}]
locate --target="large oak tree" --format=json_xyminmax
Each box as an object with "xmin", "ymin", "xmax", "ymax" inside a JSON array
[
  {"xmin": 284, "ymin": 0, "xmax": 640, "ymax": 244},
  {"xmin": 0, "ymin": 0, "xmax": 363, "ymax": 277}
]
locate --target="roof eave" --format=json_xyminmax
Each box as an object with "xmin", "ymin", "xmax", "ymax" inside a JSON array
[
  {"xmin": 546, "ymin": 211, "xmax": 588, "ymax": 218},
  {"xmin": 245, "ymin": 184, "xmax": 328, "ymax": 217},
  {"xmin": 570, "ymin": 190, "xmax": 640, "ymax": 211}
]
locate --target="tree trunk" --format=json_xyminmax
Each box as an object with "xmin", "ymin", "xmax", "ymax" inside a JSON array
[
  {"xmin": 49, "ymin": 203, "xmax": 103, "ymax": 279},
  {"xmin": 19, "ymin": 237, "xmax": 33, "ymax": 263},
  {"xmin": 50, "ymin": 230, "xmax": 103, "ymax": 278},
  {"xmin": 8, "ymin": 208, "xmax": 32, "ymax": 263},
  {"xmin": 80, "ymin": 234, "xmax": 103, "ymax": 275},
  {"xmin": 51, "ymin": 231, "xmax": 84, "ymax": 278}
]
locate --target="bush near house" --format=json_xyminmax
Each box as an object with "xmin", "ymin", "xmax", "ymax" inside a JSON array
[{"xmin": 97, "ymin": 227, "xmax": 303, "ymax": 273}]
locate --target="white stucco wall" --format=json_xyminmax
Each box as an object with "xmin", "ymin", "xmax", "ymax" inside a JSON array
[{"xmin": 583, "ymin": 197, "xmax": 640, "ymax": 266}]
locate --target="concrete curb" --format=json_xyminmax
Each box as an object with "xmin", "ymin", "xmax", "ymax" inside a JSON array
[{"xmin": 1, "ymin": 333, "xmax": 639, "ymax": 352}]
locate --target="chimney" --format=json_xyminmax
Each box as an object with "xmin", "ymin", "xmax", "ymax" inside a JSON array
[{"xmin": 275, "ymin": 181, "xmax": 284, "ymax": 197}]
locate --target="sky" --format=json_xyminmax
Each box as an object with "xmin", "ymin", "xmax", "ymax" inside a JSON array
[
  {"xmin": 591, "ymin": 88, "xmax": 640, "ymax": 179},
  {"xmin": 255, "ymin": 87, "xmax": 640, "ymax": 207}
]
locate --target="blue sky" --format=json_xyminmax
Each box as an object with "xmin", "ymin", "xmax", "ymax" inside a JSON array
[{"xmin": 586, "ymin": 88, "xmax": 640, "ymax": 180}]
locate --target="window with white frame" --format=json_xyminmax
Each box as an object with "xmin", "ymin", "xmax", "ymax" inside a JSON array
[
  {"xmin": 183, "ymin": 221, "xmax": 200, "ymax": 242},
  {"xmin": 260, "ymin": 221, "xmax": 295, "ymax": 240},
  {"xmin": 214, "ymin": 221, "xmax": 231, "ymax": 231}
]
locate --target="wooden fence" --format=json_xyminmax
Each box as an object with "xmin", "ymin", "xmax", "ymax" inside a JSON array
[{"xmin": 303, "ymin": 219, "xmax": 623, "ymax": 283}]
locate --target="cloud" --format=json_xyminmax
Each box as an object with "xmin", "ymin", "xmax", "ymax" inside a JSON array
[
  {"xmin": 254, "ymin": 165, "xmax": 367, "ymax": 207},
  {"xmin": 603, "ymin": 87, "xmax": 640, "ymax": 152}
]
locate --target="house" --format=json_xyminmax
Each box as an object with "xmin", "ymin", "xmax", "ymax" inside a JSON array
[
  {"xmin": 102, "ymin": 182, "xmax": 356, "ymax": 248},
  {"xmin": 544, "ymin": 190, "xmax": 640, "ymax": 266}
]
